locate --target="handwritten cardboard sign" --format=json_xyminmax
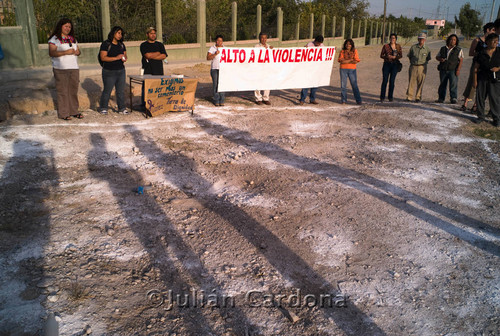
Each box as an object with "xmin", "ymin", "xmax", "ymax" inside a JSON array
[{"xmin": 144, "ymin": 77, "xmax": 198, "ymax": 117}]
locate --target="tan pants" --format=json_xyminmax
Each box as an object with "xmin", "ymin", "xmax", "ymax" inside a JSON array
[
  {"xmin": 406, "ymin": 64, "xmax": 427, "ymax": 101},
  {"xmin": 53, "ymin": 68, "xmax": 79, "ymax": 118},
  {"xmin": 254, "ymin": 90, "xmax": 270, "ymax": 102}
]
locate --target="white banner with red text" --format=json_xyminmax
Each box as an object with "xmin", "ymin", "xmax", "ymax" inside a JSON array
[{"xmin": 217, "ymin": 47, "xmax": 336, "ymax": 92}]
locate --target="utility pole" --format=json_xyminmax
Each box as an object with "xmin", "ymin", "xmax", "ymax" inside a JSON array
[
  {"xmin": 382, "ymin": 0, "xmax": 387, "ymax": 44},
  {"xmin": 490, "ymin": 0, "xmax": 496, "ymax": 22}
]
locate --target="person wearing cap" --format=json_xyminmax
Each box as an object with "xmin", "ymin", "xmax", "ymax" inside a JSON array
[
  {"xmin": 140, "ymin": 27, "xmax": 167, "ymax": 75},
  {"xmin": 299, "ymin": 35, "xmax": 324, "ymax": 105},
  {"xmin": 406, "ymin": 33, "xmax": 431, "ymax": 102}
]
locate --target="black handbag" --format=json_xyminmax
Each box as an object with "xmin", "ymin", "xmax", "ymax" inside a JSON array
[{"xmin": 396, "ymin": 60, "xmax": 403, "ymax": 72}]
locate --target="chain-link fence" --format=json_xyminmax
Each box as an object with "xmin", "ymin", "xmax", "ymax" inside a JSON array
[
  {"xmin": 0, "ymin": 0, "xmax": 16, "ymax": 26},
  {"xmin": 110, "ymin": 0, "xmax": 154, "ymax": 42},
  {"xmin": 34, "ymin": 0, "xmax": 102, "ymax": 43}
]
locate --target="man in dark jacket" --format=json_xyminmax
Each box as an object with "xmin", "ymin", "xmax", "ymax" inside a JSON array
[{"xmin": 436, "ymin": 34, "xmax": 463, "ymax": 104}]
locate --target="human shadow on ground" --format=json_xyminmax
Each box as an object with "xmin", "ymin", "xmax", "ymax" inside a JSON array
[
  {"xmin": 87, "ymin": 133, "xmax": 254, "ymax": 334},
  {"xmin": 126, "ymin": 125, "xmax": 388, "ymax": 335},
  {"xmin": 81, "ymin": 78, "xmax": 101, "ymax": 111},
  {"xmin": 0, "ymin": 140, "xmax": 59, "ymax": 334},
  {"xmin": 194, "ymin": 117, "xmax": 500, "ymax": 258}
]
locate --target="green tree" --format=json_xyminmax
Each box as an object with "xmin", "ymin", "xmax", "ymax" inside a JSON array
[
  {"xmin": 394, "ymin": 16, "xmax": 425, "ymax": 45},
  {"xmin": 455, "ymin": 2, "xmax": 481, "ymax": 39},
  {"xmin": 438, "ymin": 21, "xmax": 453, "ymax": 38}
]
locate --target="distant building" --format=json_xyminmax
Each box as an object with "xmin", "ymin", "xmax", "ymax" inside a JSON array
[{"xmin": 426, "ymin": 19, "xmax": 446, "ymax": 37}]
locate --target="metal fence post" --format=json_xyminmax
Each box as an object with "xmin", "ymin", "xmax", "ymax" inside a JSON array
[
  {"xmin": 321, "ymin": 14, "xmax": 325, "ymax": 37},
  {"xmin": 357, "ymin": 20, "xmax": 361, "ymax": 38},
  {"xmin": 296, "ymin": 14, "xmax": 300, "ymax": 40},
  {"xmin": 349, "ymin": 18, "xmax": 353, "ymax": 39},
  {"xmin": 155, "ymin": 0, "xmax": 162, "ymax": 42},
  {"xmin": 101, "ymin": 0, "xmax": 110, "ymax": 41},
  {"xmin": 332, "ymin": 16, "xmax": 336, "ymax": 37},
  {"xmin": 370, "ymin": 21, "xmax": 374, "ymax": 45},
  {"xmin": 232, "ymin": 2, "xmax": 237, "ymax": 42},
  {"xmin": 363, "ymin": 19, "xmax": 367, "ymax": 38},
  {"xmin": 375, "ymin": 21, "xmax": 379, "ymax": 44},
  {"xmin": 341, "ymin": 17, "xmax": 345, "ymax": 39},
  {"xmin": 277, "ymin": 7, "xmax": 283, "ymax": 42},
  {"xmin": 257, "ymin": 5, "xmax": 262, "ymax": 36},
  {"xmin": 197, "ymin": 0, "xmax": 206, "ymax": 57},
  {"xmin": 309, "ymin": 13, "xmax": 314, "ymax": 40}
]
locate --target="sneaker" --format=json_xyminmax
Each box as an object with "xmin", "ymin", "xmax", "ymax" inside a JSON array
[
  {"xmin": 99, "ymin": 108, "xmax": 108, "ymax": 115},
  {"xmin": 118, "ymin": 108, "xmax": 130, "ymax": 114},
  {"xmin": 299, "ymin": 101, "xmax": 305, "ymax": 105},
  {"xmin": 388, "ymin": 98, "xmax": 393, "ymax": 102},
  {"xmin": 450, "ymin": 99, "xmax": 457, "ymax": 104},
  {"xmin": 310, "ymin": 100, "xmax": 319, "ymax": 105},
  {"xmin": 415, "ymin": 99, "xmax": 421, "ymax": 103},
  {"xmin": 256, "ymin": 101, "xmax": 263, "ymax": 105},
  {"xmin": 472, "ymin": 118, "xmax": 485, "ymax": 124},
  {"xmin": 435, "ymin": 99, "xmax": 444, "ymax": 103},
  {"xmin": 263, "ymin": 100, "xmax": 271, "ymax": 105}
]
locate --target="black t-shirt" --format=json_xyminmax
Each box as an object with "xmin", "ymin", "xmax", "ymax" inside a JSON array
[
  {"xmin": 100, "ymin": 41, "xmax": 126, "ymax": 70},
  {"xmin": 476, "ymin": 47, "xmax": 500, "ymax": 81},
  {"xmin": 140, "ymin": 41, "xmax": 167, "ymax": 75}
]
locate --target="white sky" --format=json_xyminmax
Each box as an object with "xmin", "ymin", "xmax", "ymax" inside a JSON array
[{"xmin": 368, "ymin": 0, "xmax": 499, "ymax": 23}]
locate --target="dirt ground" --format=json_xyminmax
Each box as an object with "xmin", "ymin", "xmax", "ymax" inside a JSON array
[{"xmin": 1, "ymin": 41, "xmax": 499, "ymax": 336}]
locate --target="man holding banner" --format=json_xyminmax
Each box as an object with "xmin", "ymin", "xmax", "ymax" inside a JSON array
[
  {"xmin": 254, "ymin": 32, "xmax": 273, "ymax": 105},
  {"xmin": 299, "ymin": 35, "xmax": 324, "ymax": 105}
]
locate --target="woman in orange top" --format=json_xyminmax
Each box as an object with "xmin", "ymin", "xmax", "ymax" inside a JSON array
[{"xmin": 338, "ymin": 38, "xmax": 362, "ymax": 104}]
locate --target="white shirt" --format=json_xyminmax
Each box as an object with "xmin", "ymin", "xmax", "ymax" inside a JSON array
[
  {"xmin": 48, "ymin": 35, "xmax": 79, "ymax": 70},
  {"xmin": 208, "ymin": 44, "xmax": 223, "ymax": 70},
  {"xmin": 255, "ymin": 42, "xmax": 271, "ymax": 49},
  {"xmin": 305, "ymin": 41, "xmax": 324, "ymax": 47}
]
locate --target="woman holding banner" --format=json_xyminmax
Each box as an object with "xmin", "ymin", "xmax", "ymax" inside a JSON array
[
  {"xmin": 338, "ymin": 39, "xmax": 362, "ymax": 105},
  {"xmin": 207, "ymin": 35, "xmax": 225, "ymax": 106},
  {"xmin": 48, "ymin": 18, "xmax": 82, "ymax": 120}
]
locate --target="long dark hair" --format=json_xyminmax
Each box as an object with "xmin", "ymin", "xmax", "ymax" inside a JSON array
[
  {"xmin": 446, "ymin": 34, "xmax": 459, "ymax": 47},
  {"xmin": 107, "ymin": 26, "xmax": 125, "ymax": 43},
  {"xmin": 50, "ymin": 18, "xmax": 74, "ymax": 40},
  {"xmin": 343, "ymin": 38, "xmax": 355, "ymax": 51}
]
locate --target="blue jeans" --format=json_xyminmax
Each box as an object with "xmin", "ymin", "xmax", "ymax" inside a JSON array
[
  {"xmin": 300, "ymin": 87, "xmax": 318, "ymax": 102},
  {"xmin": 438, "ymin": 70, "xmax": 458, "ymax": 101},
  {"xmin": 210, "ymin": 69, "xmax": 225, "ymax": 104},
  {"xmin": 100, "ymin": 68, "xmax": 126, "ymax": 110},
  {"xmin": 380, "ymin": 62, "xmax": 398, "ymax": 101},
  {"xmin": 340, "ymin": 68, "xmax": 361, "ymax": 103}
]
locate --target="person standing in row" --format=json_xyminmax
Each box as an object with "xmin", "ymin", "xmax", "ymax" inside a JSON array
[
  {"xmin": 461, "ymin": 22, "xmax": 495, "ymax": 112},
  {"xmin": 99, "ymin": 26, "xmax": 128, "ymax": 115},
  {"xmin": 48, "ymin": 18, "xmax": 82, "ymax": 120},
  {"xmin": 207, "ymin": 35, "xmax": 225, "ymax": 107},
  {"xmin": 338, "ymin": 38, "xmax": 362, "ymax": 105},
  {"xmin": 140, "ymin": 27, "xmax": 167, "ymax": 75},
  {"xmin": 379, "ymin": 33, "xmax": 402, "ymax": 102},
  {"xmin": 254, "ymin": 32, "xmax": 273, "ymax": 105},
  {"xmin": 140, "ymin": 27, "xmax": 168, "ymax": 109},
  {"xmin": 299, "ymin": 35, "xmax": 324, "ymax": 105},
  {"xmin": 473, "ymin": 33, "xmax": 500, "ymax": 127},
  {"xmin": 406, "ymin": 33, "xmax": 431, "ymax": 102},
  {"xmin": 436, "ymin": 34, "xmax": 463, "ymax": 104}
]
